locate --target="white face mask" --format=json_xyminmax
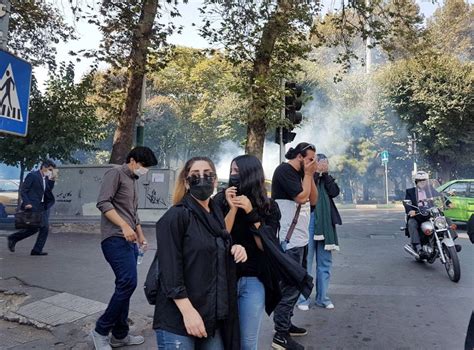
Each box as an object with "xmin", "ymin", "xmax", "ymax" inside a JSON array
[{"xmin": 134, "ymin": 167, "xmax": 149, "ymax": 177}]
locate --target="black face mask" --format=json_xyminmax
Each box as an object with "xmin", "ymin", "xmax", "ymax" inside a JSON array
[
  {"xmin": 187, "ymin": 175, "xmax": 214, "ymax": 201},
  {"xmin": 229, "ymin": 174, "xmax": 240, "ymax": 190}
]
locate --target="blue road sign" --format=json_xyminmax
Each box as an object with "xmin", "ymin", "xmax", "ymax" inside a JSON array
[
  {"xmin": 0, "ymin": 49, "xmax": 32, "ymax": 136},
  {"xmin": 381, "ymin": 150, "xmax": 389, "ymax": 164}
]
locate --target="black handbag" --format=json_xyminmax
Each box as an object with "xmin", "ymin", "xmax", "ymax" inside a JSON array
[
  {"xmin": 14, "ymin": 210, "xmax": 42, "ymax": 229},
  {"xmin": 144, "ymin": 253, "xmax": 159, "ymax": 305}
]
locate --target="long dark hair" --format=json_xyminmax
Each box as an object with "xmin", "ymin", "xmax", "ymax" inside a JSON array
[{"xmin": 230, "ymin": 155, "xmax": 271, "ymax": 216}]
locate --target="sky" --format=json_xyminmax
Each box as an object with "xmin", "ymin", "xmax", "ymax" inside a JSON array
[{"xmin": 34, "ymin": 0, "xmax": 447, "ymax": 88}]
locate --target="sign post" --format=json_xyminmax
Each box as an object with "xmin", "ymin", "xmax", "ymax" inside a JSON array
[
  {"xmin": 0, "ymin": 49, "xmax": 32, "ymax": 137},
  {"xmin": 0, "ymin": 0, "xmax": 10, "ymax": 50},
  {"xmin": 381, "ymin": 150, "xmax": 389, "ymax": 205}
]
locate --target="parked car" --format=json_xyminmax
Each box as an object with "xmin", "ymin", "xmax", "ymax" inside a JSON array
[
  {"xmin": 437, "ymin": 179, "xmax": 474, "ymax": 222},
  {"xmin": 0, "ymin": 179, "xmax": 19, "ymax": 215}
]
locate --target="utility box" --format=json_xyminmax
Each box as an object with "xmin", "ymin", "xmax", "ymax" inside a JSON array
[{"xmin": 51, "ymin": 165, "xmax": 176, "ymax": 219}]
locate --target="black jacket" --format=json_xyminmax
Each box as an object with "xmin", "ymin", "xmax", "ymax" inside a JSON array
[
  {"xmin": 403, "ymin": 186, "xmax": 449, "ymax": 214},
  {"xmin": 214, "ymin": 191, "xmax": 314, "ymax": 310},
  {"xmin": 314, "ymin": 173, "xmax": 342, "ymax": 226},
  {"xmin": 153, "ymin": 194, "xmax": 239, "ymax": 349},
  {"xmin": 214, "ymin": 191, "xmax": 283, "ymax": 315},
  {"xmin": 20, "ymin": 171, "xmax": 55, "ymax": 212}
]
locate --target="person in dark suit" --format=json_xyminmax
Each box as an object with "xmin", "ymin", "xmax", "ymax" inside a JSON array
[
  {"xmin": 403, "ymin": 171, "xmax": 455, "ymax": 254},
  {"xmin": 7, "ymin": 160, "xmax": 57, "ymax": 256}
]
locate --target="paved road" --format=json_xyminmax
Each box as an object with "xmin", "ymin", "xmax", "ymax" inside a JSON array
[{"xmin": 1, "ymin": 209, "xmax": 472, "ymax": 349}]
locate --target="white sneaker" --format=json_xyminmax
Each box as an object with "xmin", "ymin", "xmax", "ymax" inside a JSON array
[
  {"xmin": 297, "ymin": 304, "xmax": 309, "ymax": 311},
  {"xmin": 325, "ymin": 303, "xmax": 335, "ymax": 309},
  {"xmin": 90, "ymin": 330, "xmax": 112, "ymax": 350},
  {"xmin": 110, "ymin": 334, "xmax": 145, "ymax": 348}
]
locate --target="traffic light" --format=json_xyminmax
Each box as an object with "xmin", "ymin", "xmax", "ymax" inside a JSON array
[
  {"xmin": 275, "ymin": 82, "xmax": 304, "ymax": 145},
  {"xmin": 285, "ymin": 82, "xmax": 303, "ymax": 126},
  {"xmin": 276, "ymin": 127, "xmax": 296, "ymax": 144}
]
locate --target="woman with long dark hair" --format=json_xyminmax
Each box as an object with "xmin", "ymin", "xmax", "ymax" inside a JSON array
[
  {"xmin": 214, "ymin": 155, "xmax": 282, "ymax": 350},
  {"xmin": 153, "ymin": 156, "xmax": 247, "ymax": 350}
]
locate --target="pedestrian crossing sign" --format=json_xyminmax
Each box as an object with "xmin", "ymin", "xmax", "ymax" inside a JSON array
[{"xmin": 0, "ymin": 49, "xmax": 32, "ymax": 137}]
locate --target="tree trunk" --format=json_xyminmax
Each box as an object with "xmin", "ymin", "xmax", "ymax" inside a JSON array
[
  {"xmin": 245, "ymin": 1, "xmax": 291, "ymax": 160},
  {"xmin": 109, "ymin": 0, "xmax": 159, "ymax": 164}
]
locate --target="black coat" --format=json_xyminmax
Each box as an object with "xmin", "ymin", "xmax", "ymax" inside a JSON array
[
  {"xmin": 214, "ymin": 191, "xmax": 314, "ymax": 308},
  {"xmin": 20, "ymin": 171, "xmax": 55, "ymax": 212},
  {"xmin": 403, "ymin": 186, "xmax": 449, "ymax": 215},
  {"xmin": 314, "ymin": 173, "xmax": 342, "ymax": 226},
  {"xmin": 153, "ymin": 194, "xmax": 239, "ymax": 349}
]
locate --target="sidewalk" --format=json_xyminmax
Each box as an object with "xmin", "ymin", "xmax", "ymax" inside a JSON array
[{"xmin": 0, "ymin": 229, "xmax": 159, "ymax": 350}]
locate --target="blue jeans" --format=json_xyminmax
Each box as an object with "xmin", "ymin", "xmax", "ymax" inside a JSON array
[
  {"xmin": 155, "ymin": 329, "xmax": 224, "ymax": 350},
  {"xmin": 299, "ymin": 211, "xmax": 333, "ymax": 307},
  {"xmin": 95, "ymin": 237, "xmax": 138, "ymax": 339},
  {"xmin": 237, "ymin": 277, "xmax": 265, "ymax": 350},
  {"xmin": 9, "ymin": 209, "xmax": 50, "ymax": 253}
]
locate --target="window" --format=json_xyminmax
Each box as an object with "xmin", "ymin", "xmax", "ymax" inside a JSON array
[
  {"xmin": 445, "ymin": 182, "xmax": 468, "ymax": 197},
  {"xmin": 468, "ymin": 183, "xmax": 474, "ymax": 198},
  {"xmin": 0, "ymin": 181, "xmax": 19, "ymax": 192}
]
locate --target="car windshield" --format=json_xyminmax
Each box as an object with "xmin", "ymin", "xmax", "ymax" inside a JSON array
[{"xmin": 0, "ymin": 180, "xmax": 19, "ymax": 192}]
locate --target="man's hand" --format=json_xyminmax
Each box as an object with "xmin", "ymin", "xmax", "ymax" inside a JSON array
[
  {"xmin": 122, "ymin": 224, "xmax": 137, "ymax": 242},
  {"xmin": 136, "ymin": 226, "xmax": 148, "ymax": 251},
  {"xmin": 318, "ymin": 160, "xmax": 329, "ymax": 173},
  {"xmin": 25, "ymin": 204, "xmax": 33, "ymax": 210},
  {"xmin": 409, "ymin": 210, "xmax": 416, "ymax": 217},
  {"xmin": 448, "ymin": 203, "xmax": 455, "ymax": 209},
  {"xmin": 304, "ymin": 158, "xmax": 318, "ymax": 176}
]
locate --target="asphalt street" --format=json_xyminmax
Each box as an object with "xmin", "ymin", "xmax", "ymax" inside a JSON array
[{"xmin": 1, "ymin": 209, "xmax": 473, "ymax": 349}]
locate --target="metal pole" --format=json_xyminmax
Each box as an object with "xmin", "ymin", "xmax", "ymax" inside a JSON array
[
  {"xmin": 365, "ymin": 0, "xmax": 371, "ymax": 74},
  {"xmin": 384, "ymin": 162, "xmax": 389, "ymax": 204},
  {"xmin": 412, "ymin": 132, "xmax": 417, "ymax": 175},
  {"xmin": 136, "ymin": 74, "xmax": 146, "ymax": 147},
  {"xmin": 279, "ymin": 79, "xmax": 286, "ymax": 164},
  {"xmin": 0, "ymin": 0, "xmax": 11, "ymax": 50}
]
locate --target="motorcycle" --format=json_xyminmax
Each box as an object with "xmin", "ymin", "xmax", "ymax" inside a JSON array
[{"xmin": 402, "ymin": 193, "xmax": 461, "ymax": 283}]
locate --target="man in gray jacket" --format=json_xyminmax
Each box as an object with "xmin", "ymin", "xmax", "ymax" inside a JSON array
[{"xmin": 90, "ymin": 147, "xmax": 157, "ymax": 350}]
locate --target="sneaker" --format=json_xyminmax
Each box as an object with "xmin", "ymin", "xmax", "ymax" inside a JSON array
[
  {"xmin": 316, "ymin": 302, "xmax": 335, "ymax": 309},
  {"xmin": 90, "ymin": 330, "xmax": 112, "ymax": 350},
  {"xmin": 297, "ymin": 304, "xmax": 309, "ymax": 311},
  {"xmin": 110, "ymin": 334, "xmax": 145, "ymax": 348},
  {"xmin": 289, "ymin": 324, "xmax": 308, "ymax": 336},
  {"xmin": 455, "ymin": 244, "xmax": 462, "ymax": 253},
  {"xmin": 7, "ymin": 237, "xmax": 16, "ymax": 252},
  {"xmin": 272, "ymin": 332, "xmax": 304, "ymax": 350}
]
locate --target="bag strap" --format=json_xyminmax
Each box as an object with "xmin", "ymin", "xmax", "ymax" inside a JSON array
[{"xmin": 285, "ymin": 204, "xmax": 302, "ymax": 243}]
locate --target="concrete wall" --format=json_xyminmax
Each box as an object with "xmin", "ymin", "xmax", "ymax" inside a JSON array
[{"xmin": 50, "ymin": 165, "xmax": 176, "ymax": 221}]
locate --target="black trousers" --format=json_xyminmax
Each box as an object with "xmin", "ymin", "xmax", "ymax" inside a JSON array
[{"xmin": 273, "ymin": 245, "xmax": 308, "ymax": 333}]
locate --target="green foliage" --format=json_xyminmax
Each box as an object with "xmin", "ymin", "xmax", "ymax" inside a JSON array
[
  {"xmin": 0, "ymin": 63, "xmax": 106, "ymax": 173},
  {"xmin": 8, "ymin": 1, "xmax": 75, "ymax": 68},
  {"xmin": 426, "ymin": 0, "xmax": 473, "ymax": 61},
  {"xmin": 377, "ymin": 52, "xmax": 474, "ymax": 179},
  {"xmin": 145, "ymin": 47, "xmax": 246, "ymax": 166}
]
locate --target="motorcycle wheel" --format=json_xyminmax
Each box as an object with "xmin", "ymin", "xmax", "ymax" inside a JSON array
[{"xmin": 443, "ymin": 245, "xmax": 461, "ymax": 283}]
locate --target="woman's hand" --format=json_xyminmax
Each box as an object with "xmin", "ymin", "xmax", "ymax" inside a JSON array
[
  {"xmin": 231, "ymin": 244, "xmax": 247, "ymax": 263},
  {"xmin": 225, "ymin": 186, "xmax": 238, "ymax": 210},
  {"xmin": 182, "ymin": 307, "xmax": 207, "ymax": 338},
  {"xmin": 233, "ymin": 195, "xmax": 253, "ymax": 214}
]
